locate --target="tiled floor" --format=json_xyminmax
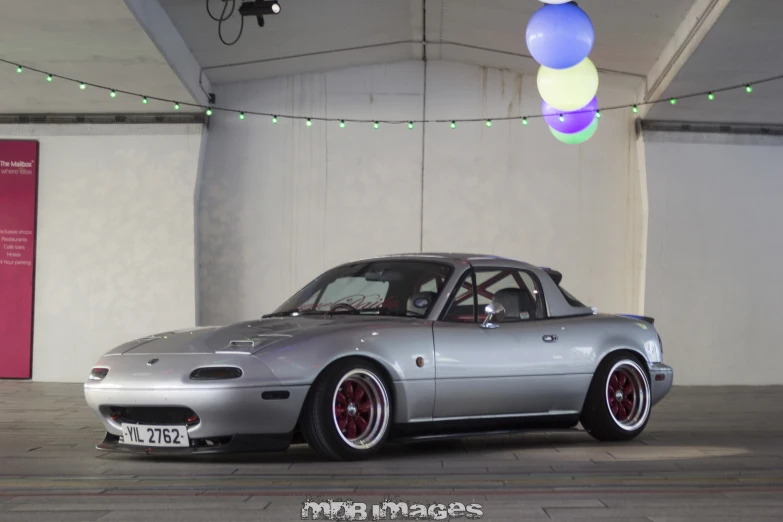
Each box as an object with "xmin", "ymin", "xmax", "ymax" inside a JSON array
[{"xmin": 1, "ymin": 383, "xmax": 782, "ymax": 521}]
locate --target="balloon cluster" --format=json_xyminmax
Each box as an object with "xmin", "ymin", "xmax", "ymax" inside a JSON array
[{"xmin": 526, "ymin": 0, "xmax": 599, "ymax": 144}]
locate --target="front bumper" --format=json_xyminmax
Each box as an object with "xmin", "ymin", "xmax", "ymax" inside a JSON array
[
  {"xmin": 96, "ymin": 431, "xmax": 293, "ymax": 455},
  {"xmin": 84, "ymin": 384, "xmax": 310, "ymax": 440},
  {"xmin": 649, "ymin": 363, "xmax": 673, "ymax": 406}
]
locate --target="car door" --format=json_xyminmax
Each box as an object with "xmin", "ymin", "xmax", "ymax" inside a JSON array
[{"xmin": 432, "ymin": 267, "xmax": 589, "ymax": 419}]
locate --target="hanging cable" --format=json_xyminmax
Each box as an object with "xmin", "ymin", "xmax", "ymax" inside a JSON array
[
  {"xmin": 219, "ymin": 0, "xmax": 244, "ymax": 46},
  {"xmin": 210, "ymin": 0, "xmax": 244, "ymax": 46},
  {"xmin": 206, "ymin": 0, "xmax": 234, "ymax": 21}
]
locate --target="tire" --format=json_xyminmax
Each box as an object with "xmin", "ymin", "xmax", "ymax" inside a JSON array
[
  {"xmin": 580, "ymin": 352, "xmax": 651, "ymax": 442},
  {"xmin": 300, "ymin": 358, "xmax": 392, "ymax": 461}
]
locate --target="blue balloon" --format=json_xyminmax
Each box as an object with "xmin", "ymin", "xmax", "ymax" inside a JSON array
[{"xmin": 526, "ymin": 3, "xmax": 595, "ymax": 70}]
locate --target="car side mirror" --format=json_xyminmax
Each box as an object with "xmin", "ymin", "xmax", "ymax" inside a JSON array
[{"xmin": 481, "ymin": 302, "xmax": 505, "ymax": 329}]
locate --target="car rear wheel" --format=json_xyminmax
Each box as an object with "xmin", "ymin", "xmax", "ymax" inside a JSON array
[
  {"xmin": 581, "ymin": 353, "xmax": 651, "ymax": 441},
  {"xmin": 300, "ymin": 358, "xmax": 391, "ymax": 461}
]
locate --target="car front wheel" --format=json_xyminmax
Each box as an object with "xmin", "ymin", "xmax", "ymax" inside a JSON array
[
  {"xmin": 581, "ymin": 353, "xmax": 651, "ymax": 441},
  {"xmin": 301, "ymin": 358, "xmax": 391, "ymax": 461}
]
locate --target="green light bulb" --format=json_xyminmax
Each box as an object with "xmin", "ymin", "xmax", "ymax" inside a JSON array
[
  {"xmin": 450, "ymin": 121, "xmax": 456, "ymax": 129},
  {"xmin": 670, "ymin": 98, "xmax": 677, "ymax": 105},
  {"xmin": 206, "ymin": 108, "xmax": 213, "ymax": 116},
  {"xmin": 46, "ymin": 74, "xmax": 52, "ymax": 82},
  {"xmin": 522, "ymin": 118, "xmax": 528, "ymax": 126},
  {"xmin": 306, "ymin": 118, "xmax": 312, "ymax": 126},
  {"xmin": 142, "ymin": 97, "xmax": 148, "ymax": 104},
  {"xmin": 708, "ymin": 93, "xmax": 714, "ymax": 101},
  {"xmin": 595, "ymin": 110, "xmax": 601, "ymax": 119},
  {"xmin": 110, "ymin": 90, "xmax": 117, "ymax": 98},
  {"xmin": 174, "ymin": 102, "xmax": 180, "ymax": 110},
  {"xmin": 272, "ymin": 116, "xmax": 278, "ymax": 123},
  {"xmin": 239, "ymin": 112, "xmax": 245, "ymax": 120},
  {"xmin": 16, "ymin": 66, "xmax": 22, "ymax": 73},
  {"xmin": 80, "ymin": 83, "xmax": 86, "ymax": 90},
  {"xmin": 373, "ymin": 121, "xmax": 379, "ymax": 129},
  {"xmin": 339, "ymin": 120, "xmax": 345, "ymax": 128},
  {"xmin": 632, "ymin": 106, "xmax": 638, "ymax": 113},
  {"xmin": 485, "ymin": 120, "xmax": 492, "ymax": 127},
  {"xmin": 408, "ymin": 122, "xmax": 414, "ymax": 129},
  {"xmin": 746, "ymin": 85, "xmax": 753, "ymax": 93}
]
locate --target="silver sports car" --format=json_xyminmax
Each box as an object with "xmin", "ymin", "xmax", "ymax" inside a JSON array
[{"xmin": 85, "ymin": 253, "xmax": 673, "ymax": 461}]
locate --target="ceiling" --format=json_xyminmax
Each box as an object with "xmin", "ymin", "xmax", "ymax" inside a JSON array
[
  {"xmin": 160, "ymin": 0, "xmax": 420, "ymax": 84},
  {"xmin": 648, "ymin": 0, "xmax": 783, "ymax": 124},
  {"xmin": 160, "ymin": 0, "xmax": 696, "ymax": 85},
  {"xmin": 4, "ymin": 0, "xmax": 779, "ymax": 125},
  {"xmin": 0, "ymin": 0, "xmax": 198, "ymax": 114}
]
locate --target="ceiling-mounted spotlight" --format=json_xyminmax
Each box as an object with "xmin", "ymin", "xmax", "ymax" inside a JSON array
[
  {"xmin": 238, "ymin": 0, "xmax": 281, "ymax": 16},
  {"xmin": 239, "ymin": 1, "xmax": 281, "ymax": 27},
  {"xmin": 209, "ymin": 0, "xmax": 281, "ymax": 45}
]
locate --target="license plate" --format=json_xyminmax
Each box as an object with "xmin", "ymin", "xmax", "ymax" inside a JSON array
[{"xmin": 121, "ymin": 424, "xmax": 189, "ymax": 447}]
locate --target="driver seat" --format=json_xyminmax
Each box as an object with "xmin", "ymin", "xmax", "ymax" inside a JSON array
[{"xmin": 492, "ymin": 288, "xmax": 536, "ymax": 321}]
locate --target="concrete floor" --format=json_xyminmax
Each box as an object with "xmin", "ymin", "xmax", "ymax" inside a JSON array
[{"xmin": 0, "ymin": 384, "xmax": 782, "ymax": 521}]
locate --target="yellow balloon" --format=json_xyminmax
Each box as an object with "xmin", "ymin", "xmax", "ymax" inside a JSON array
[{"xmin": 537, "ymin": 57, "xmax": 599, "ymax": 112}]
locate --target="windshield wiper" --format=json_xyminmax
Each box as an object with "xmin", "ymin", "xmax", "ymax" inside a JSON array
[
  {"xmin": 262, "ymin": 310, "xmax": 328, "ymax": 318},
  {"xmin": 326, "ymin": 308, "xmax": 415, "ymax": 317},
  {"xmin": 264, "ymin": 308, "xmax": 423, "ymax": 318}
]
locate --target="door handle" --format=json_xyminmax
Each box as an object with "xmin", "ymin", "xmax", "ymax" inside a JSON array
[{"xmin": 542, "ymin": 334, "xmax": 557, "ymax": 343}]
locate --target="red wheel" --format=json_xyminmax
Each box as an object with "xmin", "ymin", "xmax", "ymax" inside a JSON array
[
  {"xmin": 605, "ymin": 361, "xmax": 649, "ymax": 431},
  {"xmin": 332, "ymin": 370, "xmax": 389, "ymax": 449},
  {"xmin": 334, "ymin": 378, "xmax": 371, "ymax": 441},
  {"xmin": 301, "ymin": 359, "xmax": 391, "ymax": 460},
  {"xmin": 581, "ymin": 354, "xmax": 651, "ymax": 441}
]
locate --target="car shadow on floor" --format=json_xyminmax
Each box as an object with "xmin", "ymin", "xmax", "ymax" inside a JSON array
[{"xmin": 94, "ymin": 428, "xmax": 737, "ymax": 465}]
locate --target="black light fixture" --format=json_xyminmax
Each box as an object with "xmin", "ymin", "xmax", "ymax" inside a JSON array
[
  {"xmin": 208, "ymin": 0, "xmax": 282, "ymax": 44},
  {"xmin": 238, "ymin": 1, "xmax": 281, "ymax": 27}
]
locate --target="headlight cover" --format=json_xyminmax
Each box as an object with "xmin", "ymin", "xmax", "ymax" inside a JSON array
[{"xmin": 643, "ymin": 339, "xmax": 662, "ymax": 363}]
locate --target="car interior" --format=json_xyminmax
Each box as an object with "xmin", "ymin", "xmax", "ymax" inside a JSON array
[{"xmin": 442, "ymin": 269, "xmax": 543, "ymax": 323}]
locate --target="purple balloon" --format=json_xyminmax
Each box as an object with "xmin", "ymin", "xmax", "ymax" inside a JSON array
[
  {"xmin": 542, "ymin": 96, "xmax": 598, "ymax": 134},
  {"xmin": 526, "ymin": 3, "xmax": 595, "ymax": 69}
]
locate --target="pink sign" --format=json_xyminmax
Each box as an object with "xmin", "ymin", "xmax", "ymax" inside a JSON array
[{"xmin": 0, "ymin": 140, "xmax": 39, "ymax": 379}]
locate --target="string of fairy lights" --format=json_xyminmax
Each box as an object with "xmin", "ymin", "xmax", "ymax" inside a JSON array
[{"xmin": 3, "ymin": 57, "xmax": 782, "ymax": 130}]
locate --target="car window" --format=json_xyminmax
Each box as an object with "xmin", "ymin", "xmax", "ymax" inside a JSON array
[
  {"xmin": 318, "ymin": 277, "xmax": 390, "ymax": 310},
  {"xmin": 441, "ymin": 272, "xmax": 475, "ymax": 323},
  {"xmin": 275, "ymin": 261, "xmax": 453, "ymax": 317},
  {"xmin": 417, "ymin": 275, "xmax": 443, "ymax": 293},
  {"xmin": 478, "ymin": 269, "xmax": 541, "ymax": 322},
  {"xmin": 559, "ymin": 286, "xmax": 586, "ymax": 307},
  {"xmin": 443, "ymin": 269, "xmax": 543, "ymax": 323}
]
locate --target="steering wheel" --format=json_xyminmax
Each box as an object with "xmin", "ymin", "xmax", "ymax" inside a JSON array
[{"xmin": 330, "ymin": 303, "xmax": 358, "ymax": 313}]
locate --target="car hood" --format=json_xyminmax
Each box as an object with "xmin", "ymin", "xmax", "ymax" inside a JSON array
[{"xmin": 110, "ymin": 316, "xmax": 414, "ymax": 356}]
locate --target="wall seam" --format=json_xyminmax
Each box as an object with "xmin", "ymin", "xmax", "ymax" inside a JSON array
[
  {"xmin": 419, "ymin": 0, "xmax": 428, "ymax": 252},
  {"xmin": 193, "ymin": 122, "xmax": 209, "ymax": 326}
]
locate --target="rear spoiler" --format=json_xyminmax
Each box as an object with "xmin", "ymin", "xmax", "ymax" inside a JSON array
[
  {"xmin": 618, "ymin": 314, "xmax": 654, "ymax": 325},
  {"xmin": 540, "ymin": 268, "xmax": 562, "ymax": 285}
]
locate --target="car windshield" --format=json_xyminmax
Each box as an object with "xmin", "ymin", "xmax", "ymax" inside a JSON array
[{"xmin": 268, "ymin": 261, "xmax": 453, "ymax": 318}]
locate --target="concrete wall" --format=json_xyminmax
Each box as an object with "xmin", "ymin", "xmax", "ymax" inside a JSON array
[
  {"xmin": 0, "ymin": 123, "xmax": 202, "ymax": 383},
  {"xmin": 199, "ymin": 60, "xmax": 645, "ymax": 325},
  {"xmin": 644, "ymin": 132, "xmax": 783, "ymax": 385}
]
